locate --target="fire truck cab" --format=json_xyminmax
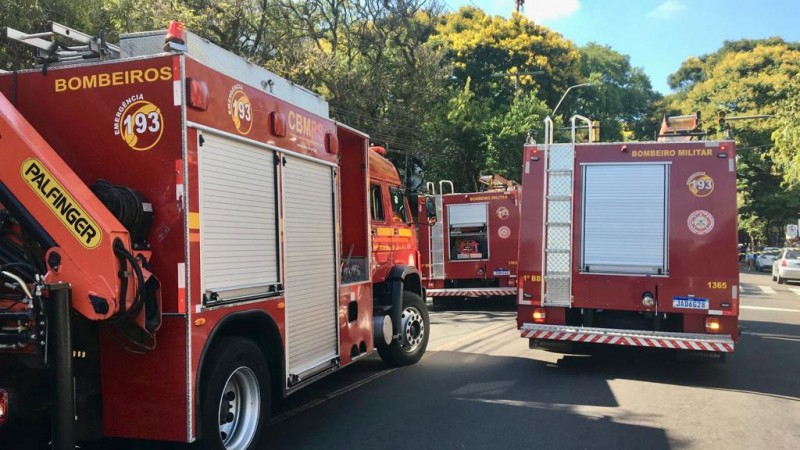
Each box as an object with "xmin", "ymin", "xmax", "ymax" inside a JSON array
[{"xmin": 0, "ymin": 22, "xmax": 429, "ymax": 450}]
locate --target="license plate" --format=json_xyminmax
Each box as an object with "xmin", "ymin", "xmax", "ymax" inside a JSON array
[
  {"xmin": 672, "ymin": 297, "xmax": 709, "ymax": 310},
  {"xmin": 493, "ymin": 269, "xmax": 510, "ymax": 276}
]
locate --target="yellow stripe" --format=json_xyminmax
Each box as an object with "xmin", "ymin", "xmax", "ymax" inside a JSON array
[
  {"xmin": 397, "ymin": 228, "xmax": 413, "ymax": 237},
  {"xmin": 375, "ymin": 227, "xmax": 393, "ymax": 237},
  {"xmin": 189, "ymin": 212, "xmax": 200, "ymax": 229}
]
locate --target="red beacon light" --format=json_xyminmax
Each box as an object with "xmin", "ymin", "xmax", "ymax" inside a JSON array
[{"xmin": 164, "ymin": 21, "xmax": 188, "ymax": 52}]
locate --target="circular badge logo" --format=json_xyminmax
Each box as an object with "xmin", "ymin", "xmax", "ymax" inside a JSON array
[
  {"xmin": 227, "ymin": 84, "xmax": 253, "ymax": 135},
  {"xmin": 116, "ymin": 96, "xmax": 163, "ymax": 151},
  {"xmin": 498, "ymin": 226, "xmax": 511, "ymax": 239},
  {"xmin": 687, "ymin": 172, "xmax": 714, "ymax": 197},
  {"xmin": 687, "ymin": 210, "xmax": 714, "ymax": 235},
  {"xmin": 496, "ymin": 206, "xmax": 510, "ymax": 220}
]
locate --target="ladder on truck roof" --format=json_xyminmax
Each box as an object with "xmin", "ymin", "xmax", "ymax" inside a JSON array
[
  {"xmin": 540, "ymin": 115, "xmax": 593, "ymax": 307},
  {"xmin": 3, "ymin": 22, "xmax": 120, "ymax": 65}
]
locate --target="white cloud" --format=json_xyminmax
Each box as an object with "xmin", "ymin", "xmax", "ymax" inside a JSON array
[
  {"xmin": 647, "ymin": 0, "xmax": 687, "ymax": 19},
  {"xmin": 520, "ymin": 0, "xmax": 581, "ymax": 22}
]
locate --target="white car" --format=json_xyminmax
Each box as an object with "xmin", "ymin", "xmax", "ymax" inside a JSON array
[
  {"xmin": 772, "ymin": 249, "xmax": 800, "ymax": 283},
  {"xmin": 756, "ymin": 251, "xmax": 780, "ymax": 271}
]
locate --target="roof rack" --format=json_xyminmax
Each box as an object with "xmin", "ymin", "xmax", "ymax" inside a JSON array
[
  {"xmin": 3, "ymin": 21, "xmax": 120, "ymax": 65},
  {"xmin": 478, "ymin": 174, "xmax": 518, "ymax": 192}
]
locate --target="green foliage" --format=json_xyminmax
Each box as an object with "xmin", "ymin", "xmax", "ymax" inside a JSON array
[
  {"xmin": 578, "ymin": 43, "xmax": 661, "ymax": 141},
  {"xmin": 430, "ymin": 7, "xmax": 581, "ymax": 110},
  {"xmin": 666, "ymin": 38, "xmax": 800, "ymax": 245},
  {"xmin": 772, "ymin": 79, "xmax": 800, "ymax": 186}
]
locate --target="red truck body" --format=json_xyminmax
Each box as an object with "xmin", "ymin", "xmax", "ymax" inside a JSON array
[
  {"xmin": 0, "ymin": 23, "xmax": 427, "ymax": 448},
  {"xmin": 517, "ymin": 139, "xmax": 739, "ymax": 355},
  {"xmin": 419, "ymin": 185, "xmax": 520, "ymax": 300}
]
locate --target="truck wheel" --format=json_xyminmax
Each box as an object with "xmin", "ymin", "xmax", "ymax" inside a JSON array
[
  {"xmin": 201, "ymin": 337, "xmax": 270, "ymax": 450},
  {"xmin": 378, "ymin": 291, "xmax": 429, "ymax": 367}
]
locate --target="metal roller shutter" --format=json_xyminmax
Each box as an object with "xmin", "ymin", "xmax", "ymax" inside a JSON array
[
  {"xmin": 283, "ymin": 156, "xmax": 338, "ymax": 381},
  {"xmin": 199, "ymin": 133, "xmax": 279, "ymax": 299},
  {"xmin": 448, "ymin": 203, "xmax": 487, "ymax": 226},
  {"xmin": 581, "ymin": 164, "xmax": 668, "ymax": 275}
]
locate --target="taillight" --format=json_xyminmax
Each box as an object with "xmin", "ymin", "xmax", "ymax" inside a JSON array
[
  {"xmin": 781, "ymin": 259, "xmax": 787, "ymax": 267},
  {"xmin": 532, "ymin": 308, "xmax": 546, "ymax": 323},
  {"xmin": 705, "ymin": 317, "xmax": 721, "ymax": 334},
  {"xmin": 0, "ymin": 389, "xmax": 8, "ymax": 426}
]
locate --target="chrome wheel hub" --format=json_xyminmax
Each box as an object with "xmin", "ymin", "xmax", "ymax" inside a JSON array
[
  {"xmin": 218, "ymin": 366, "xmax": 260, "ymax": 450},
  {"xmin": 400, "ymin": 306, "xmax": 425, "ymax": 352}
]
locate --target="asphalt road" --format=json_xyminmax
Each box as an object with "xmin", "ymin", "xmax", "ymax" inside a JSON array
[{"xmin": 266, "ymin": 270, "xmax": 800, "ymax": 450}]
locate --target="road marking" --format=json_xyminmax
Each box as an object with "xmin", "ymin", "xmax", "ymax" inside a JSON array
[
  {"xmin": 789, "ymin": 288, "xmax": 800, "ymax": 296},
  {"xmin": 758, "ymin": 285, "xmax": 777, "ymax": 294},
  {"xmin": 741, "ymin": 305, "xmax": 800, "ymax": 313}
]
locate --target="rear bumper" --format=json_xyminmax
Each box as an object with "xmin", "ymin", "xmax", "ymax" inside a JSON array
[
  {"xmin": 427, "ymin": 287, "xmax": 517, "ymax": 297},
  {"xmin": 520, "ymin": 323, "xmax": 735, "ymax": 352},
  {"xmin": 777, "ymin": 267, "xmax": 800, "ymax": 279}
]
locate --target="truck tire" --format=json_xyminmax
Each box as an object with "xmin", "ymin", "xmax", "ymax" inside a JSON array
[
  {"xmin": 378, "ymin": 291, "xmax": 429, "ymax": 367},
  {"xmin": 200, "ymin": 337, "xmax": 270, "ymax": 450}
]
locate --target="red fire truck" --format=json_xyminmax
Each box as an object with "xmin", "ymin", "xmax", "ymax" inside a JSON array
[
  {"xmin": 0, "ymin": 22, "xmax": 429, "ymax": 449},
  {"xmin": 418, "ymin": 175, "xmax": 520, "ymax": 305},
  {"xmin": 517, "ymin": 114, "xmax": 739, "ymax": 358}
]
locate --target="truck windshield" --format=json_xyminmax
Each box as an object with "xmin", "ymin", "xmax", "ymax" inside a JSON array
[{"xmin": 389, "ymin": 187, "xmax": 410, "ymax": 223}]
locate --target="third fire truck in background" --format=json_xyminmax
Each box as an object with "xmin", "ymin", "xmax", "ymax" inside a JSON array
[
  {"xmin": 517, "ymin": 114, "xmax": 739, "ymax": 357},
  {"xmin": 418, "ymin": 175, "xmax": 520, "ymax": 306}
]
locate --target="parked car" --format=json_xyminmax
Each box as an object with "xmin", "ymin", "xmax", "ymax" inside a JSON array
[
  {"xmin": 772, "ymin": 249, "xmax": 800, "ymax": 283},
  {"xmin": 756, "ymin": 250, "xmax": 781, "ymax": 271}
]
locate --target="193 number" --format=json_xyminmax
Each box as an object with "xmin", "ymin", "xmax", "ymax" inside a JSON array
[{"xmin": 123, "ymin": 111, "xmax": 161, "ymax": 135}]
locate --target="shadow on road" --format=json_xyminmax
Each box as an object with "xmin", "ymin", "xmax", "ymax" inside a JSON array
[
  {"xmin": 548, "ymin": 319, "xmax": 800, "ymax": 402},
  {"xmin": 267, "ymin": 352, "xmax": 679, "ymax": 450}
]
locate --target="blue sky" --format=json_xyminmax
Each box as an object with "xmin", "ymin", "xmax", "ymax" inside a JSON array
[{"xmin": 445, "ymin": 0, "xmax": 800, "ymax": 94}]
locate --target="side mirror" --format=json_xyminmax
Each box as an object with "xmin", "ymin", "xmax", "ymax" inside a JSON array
[{"xmin": 425, "ymin": 197, "xmax": 438, "ymax": 225}]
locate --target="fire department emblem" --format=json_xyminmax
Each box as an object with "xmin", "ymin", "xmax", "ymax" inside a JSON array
[
  {"xmin": 496, "ymin": 206, "xmax": 510, "ymax": 220},
  {"xmin": 114, "ymin": 94, "xmax": 164, "ymax": 151},
  {"xmin": 687, "ymin": 172, "xmax": 714, "ymax": 197},
  {"xmin": 498, "ymin": 226, "xmax": 511, "ymax": 239},
  {"xmin": 687, "ymin": 210, "xmax": 714, "ymax": 235},
  {"xmin": 227, "ymin": 84, "xmax": 253, "ymax": 135}
]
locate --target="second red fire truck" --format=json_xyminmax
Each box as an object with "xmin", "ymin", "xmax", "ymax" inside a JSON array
[{"xmin": 517, "ymin": 114, "xmax": 739, "ymax": 358}]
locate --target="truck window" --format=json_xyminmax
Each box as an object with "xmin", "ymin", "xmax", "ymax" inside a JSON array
[
  {"xmin": 370, "ymin": 184, "xmax": 385, "ymax": 221},
  {"xmin": 390, "ymin": 187, "xmax": 410, "ymax": 223}
]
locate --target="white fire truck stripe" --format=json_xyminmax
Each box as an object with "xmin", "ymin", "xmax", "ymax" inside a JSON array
[{"xmin": 521, "ymin": 326, "xmax": 734, "ymax": 352}]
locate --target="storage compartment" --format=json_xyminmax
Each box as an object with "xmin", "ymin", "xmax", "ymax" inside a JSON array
[
  {"xmin": 447, "ymin": 203, "xmax": 489, "ymax": 260},
  {"xmin": 580, "ymin": 163, "xmax": 669, "ymax": 275}
]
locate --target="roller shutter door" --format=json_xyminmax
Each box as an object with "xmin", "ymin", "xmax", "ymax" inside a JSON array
[
  {"xmin": 283, "ymin": 155, "xmax": 338, "ymax": 381},
  {"xmin": 581, "ymin": 164, "xmax": 668, "ymax": 275},
  {"xmin": 199, "ymin": 133, "xmax": 279, "ymax": 300},
  {"xmin": 448, "ymin": 203, "xmax": 488, "ymax": 227}
]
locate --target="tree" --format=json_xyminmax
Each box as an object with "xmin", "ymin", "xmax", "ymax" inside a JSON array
[
  {"xmin": 577, "ymin": 43, "xmax": 661, "ymax": 141},
  {"xmin": 430, "ymin": 7, "xmax": 581, "ymax": 111},
  {"xmin": 771, "ymin": 79, "xmax": 800, "ymax": 186},
  {"xmin": 666, "ymin": 38, "xmax": 800, "ymax": 245}
]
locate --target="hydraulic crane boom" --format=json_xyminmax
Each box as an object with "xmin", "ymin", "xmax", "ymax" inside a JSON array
[{"xmin": 0, "ymin": 91, "xmax": 152, "ymax": 326}]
